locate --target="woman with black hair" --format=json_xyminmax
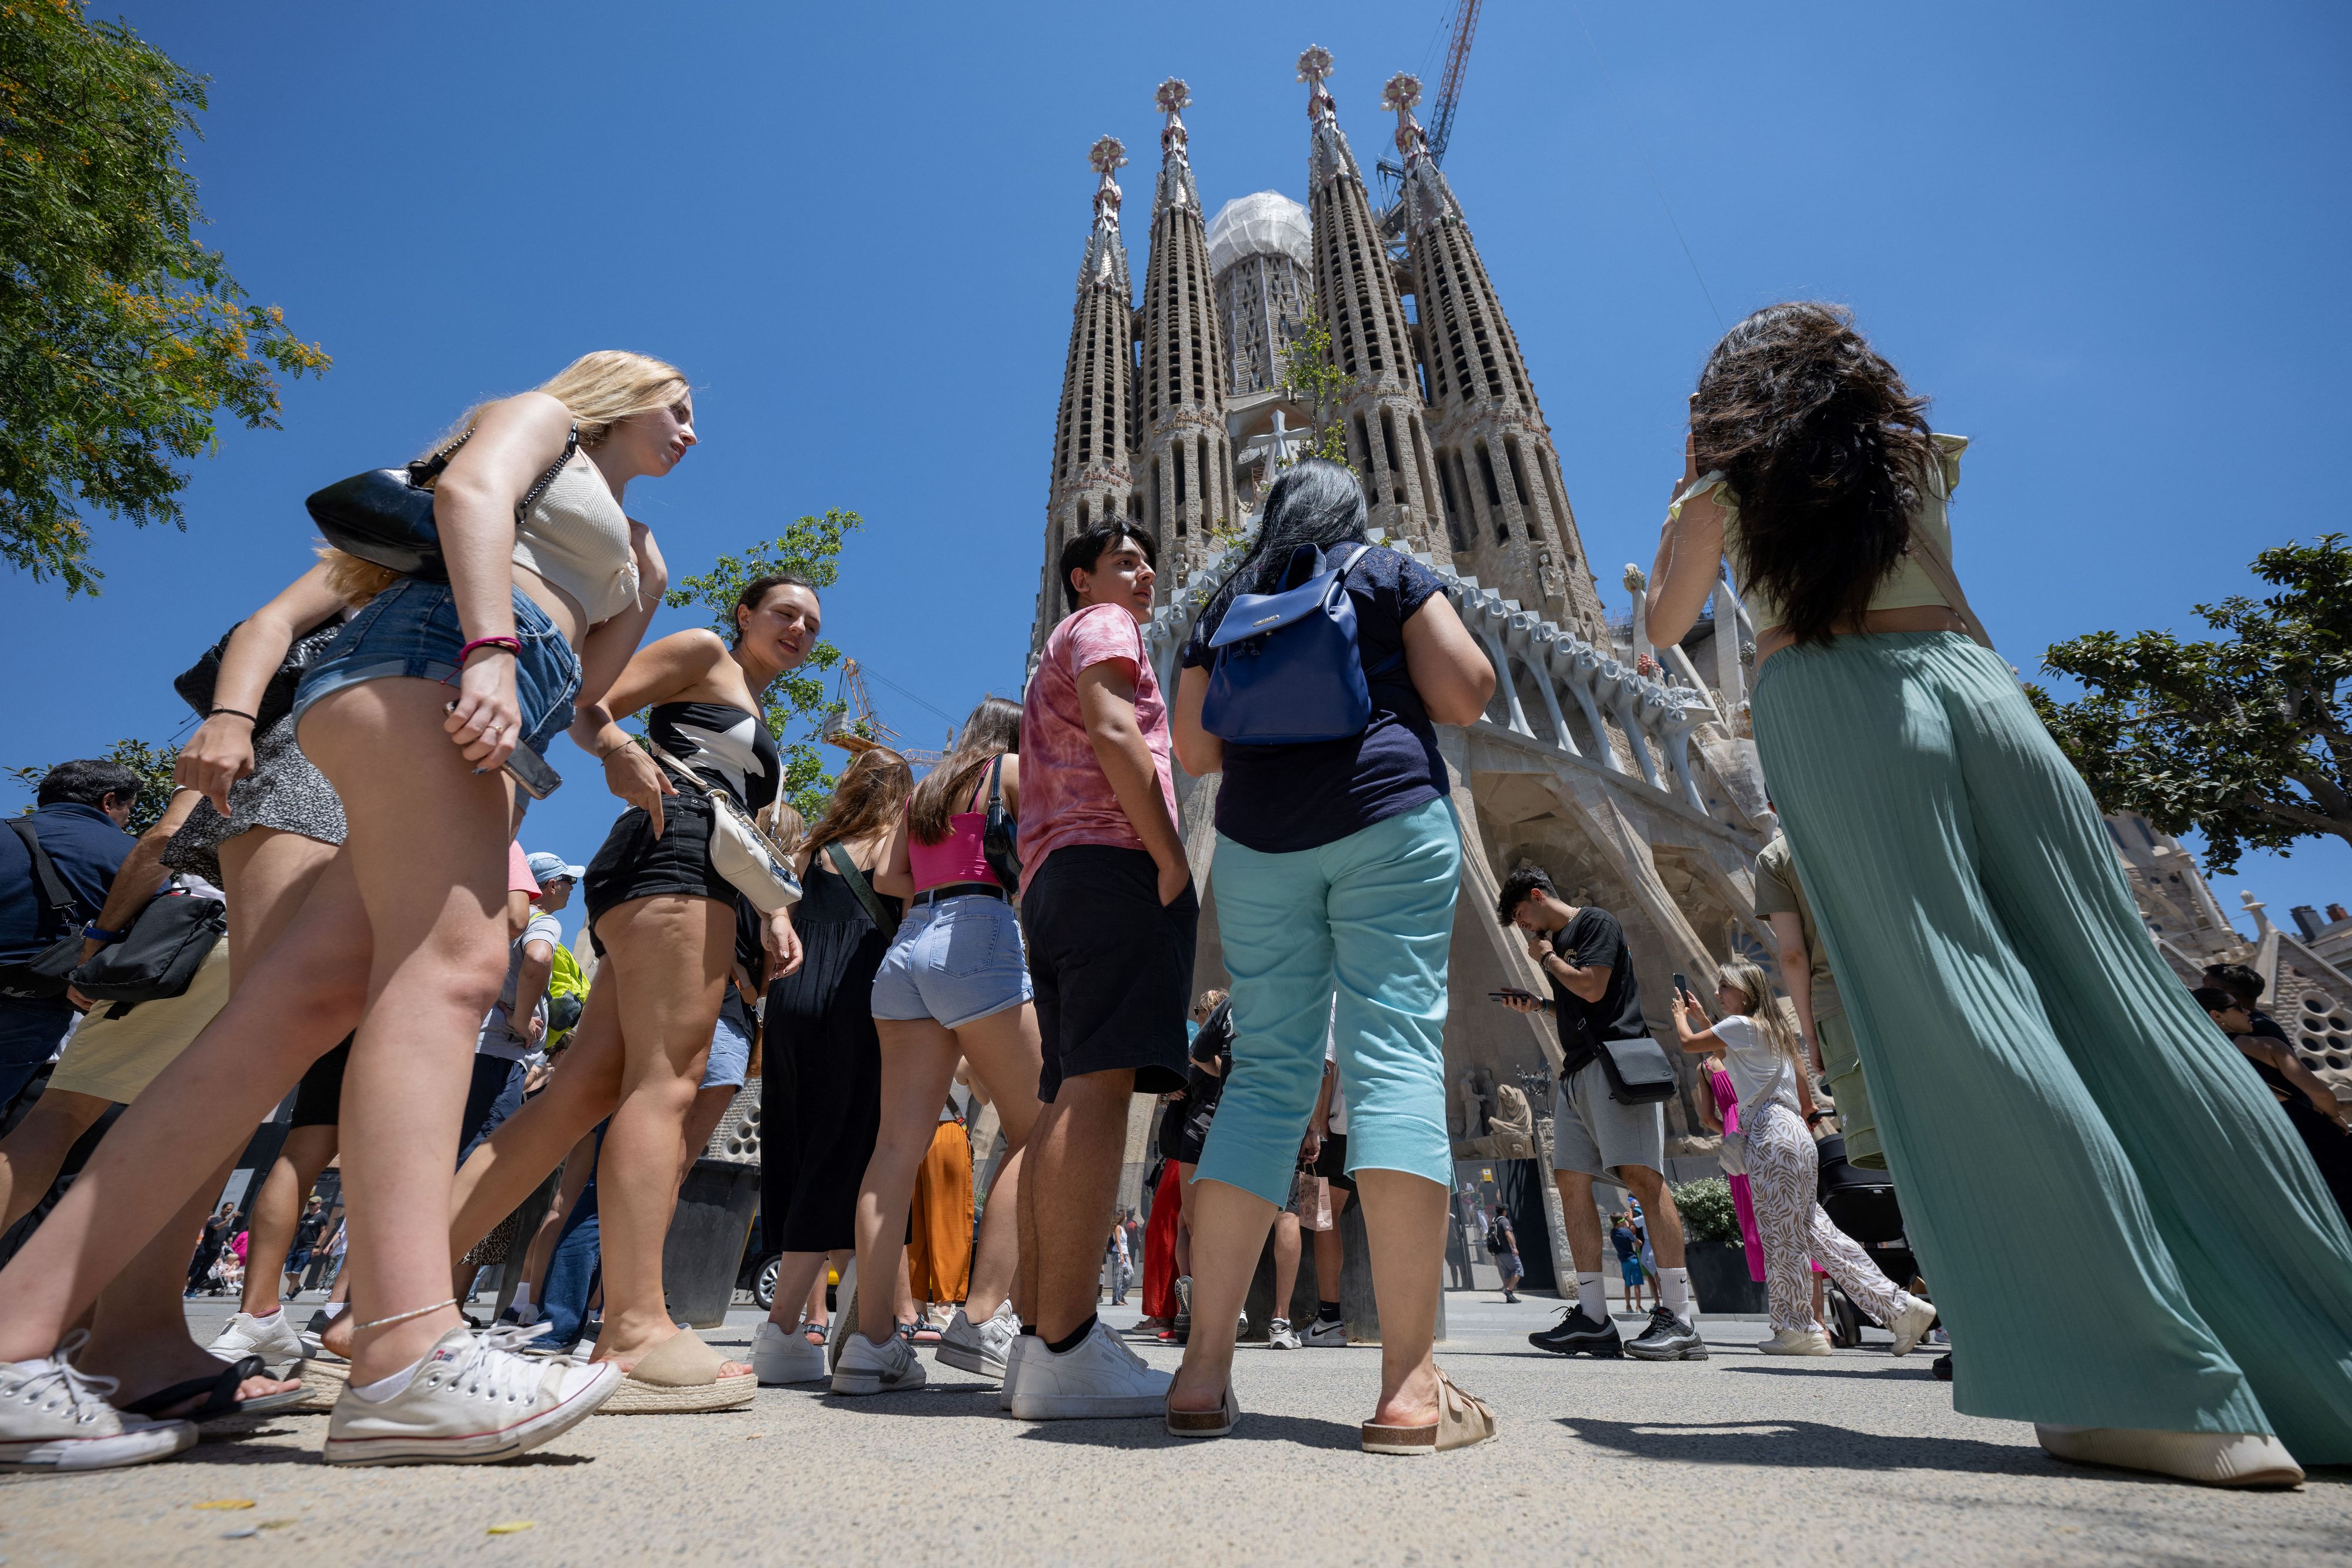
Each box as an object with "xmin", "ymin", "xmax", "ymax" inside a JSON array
[
  {"xmin": 1646, "ymin": 302, "xmax": 2352, "ymax": 1487},
  {"xmin": 1165, "ymin": 459, "xmax": 1498, "ymax": 1452}
]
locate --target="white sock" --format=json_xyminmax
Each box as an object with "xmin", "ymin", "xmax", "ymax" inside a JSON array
[
  {"xmin": 350, "ymin": 1360, "xmax": 422, "ymax": 1403},
  {"xmin": 510, "ymin": 1285, "xmax": 533, "ymax": 1313},
  {"xmin": 1576, "ymin": 1272, "xmax": 1606, "ymax": 1319},
  {"xmin": 320, "ymin": 1302, "xmax": 346, "ymax": 1322},
  {"xmin": 1658, "ymin": 1266, "xmax": 1691, "ymax": 1318}
]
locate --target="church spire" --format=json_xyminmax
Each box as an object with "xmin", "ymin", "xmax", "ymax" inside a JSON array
[
  {"xmin": 1297, "ymin": 46, "xmax": 1445, "ymax": 553},
  {"xmin": 1138, "ymin": 78, "xmax": 1235, "ymax": 583},
  {"xmin": 1036, "ymin": 135, "xmax": 1140, "ymax": 651},
  {"xmin": 1385, "ymin": 70, "xmax": 1605, "ymax": 636}
]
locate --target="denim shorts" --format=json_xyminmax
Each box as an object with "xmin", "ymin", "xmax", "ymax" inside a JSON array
[
  {"xmin": 701, "ymin": 988, "xmax": 753, "ymax": 1091},
  {"xmin": 292, "ymin": 578, "xmax": 580, "ymax": 775},
  {"xmin": 870, "ymin": 893, "xmax": 1031, "ymax": 1031}
]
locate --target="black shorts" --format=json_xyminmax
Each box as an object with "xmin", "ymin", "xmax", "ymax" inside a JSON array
[
  {"xmin": 289, "ymin": 1038, "xmax": 353, "ymax": 1128},
  {"xmin": 1023, "ymin": 845, "xmax": 1197, "ymax": 1102},
  {"xmin": 1313, "ymin": 1131, "xmax": 1356, "ymax": 1193},
  {"xmin": 583, "ymin": 793, "xmax": 737, "ymax": 954}
]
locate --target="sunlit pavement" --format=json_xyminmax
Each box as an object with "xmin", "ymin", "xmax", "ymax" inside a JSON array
[{"xmin": 0, "ymin": 1292, "xmax": 2342, "ymax": 1566}]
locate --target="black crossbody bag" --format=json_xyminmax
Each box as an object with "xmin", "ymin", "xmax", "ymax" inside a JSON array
[
  {"xmin": 305, "ymin": 422, "xmax": 580, "ymax": 580},
  {"xmin": 1561, "ymin": 1007, "xmax": 1679, "ymax": 1106},
  {"xmin": 71, "ymin": 886, "xmax": 225, "ymax": 1006},
  {"xmin": 980, "ymin": 755, "xmax": 1021, "ymax": 894},
  {"xmin": 825, "ymin": 842, "xmax": 900, "ymax": 942}
]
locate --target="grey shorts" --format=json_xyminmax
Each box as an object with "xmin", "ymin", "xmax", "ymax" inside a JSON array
[{"xmin": 1551, "ymin": 1054, "xmax": 1665, "ymax": 1180}]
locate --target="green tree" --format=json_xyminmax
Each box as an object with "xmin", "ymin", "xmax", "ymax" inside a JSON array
[
  {"xmin": 1, "ymin": 2, "xmax": 330, "ymax": 596},
  {"xmin": 1277, "ymin": 310, "xmax": 1356, "ymax": 470},
  {"xmin": 664, "ymin": 509, "xmax": 862, "ymax": 820},
  {"xmin": 9, "ymin": 736, "xmax": 181, "ymax": 833},
  {"xmin": 2027, "ymin": 534, "xmax": 2352, "ymax": 874}
]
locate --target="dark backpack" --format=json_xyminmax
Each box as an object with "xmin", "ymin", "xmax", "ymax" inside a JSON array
[{"xmin": 70, "ymin": 885, "xmax": 225, "ymax": 1007}]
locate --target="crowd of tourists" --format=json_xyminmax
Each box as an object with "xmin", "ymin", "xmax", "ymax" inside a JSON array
[{"xmin": 1, "ymin": 306, "xmax": 2348, "ymax": 1488}]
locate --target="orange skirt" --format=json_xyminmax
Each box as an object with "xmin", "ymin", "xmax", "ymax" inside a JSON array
[{"xmin": 907, "ymin": 1118, "xmax": 973, "ymax": 1304}]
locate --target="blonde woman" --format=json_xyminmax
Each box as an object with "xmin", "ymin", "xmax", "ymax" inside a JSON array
[
  {"xmin": 0, "ymin": 353, "xmax": 686, "ymax": 1472},
  {"xmin": 1668, "ymin": 961, "xmax": 1935, "ymax": 1357}
]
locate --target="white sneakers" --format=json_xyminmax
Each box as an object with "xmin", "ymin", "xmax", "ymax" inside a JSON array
[
  {"xmin": 0, "ymin": 1342, "xmax": 194, "ymax": 1475},
  {"xmin": 1008, "ymin": 1320, "xmax": 1171, "ymax": 1420},
  {"xmin": 1268, "ymin": 1317, "xmax": 1302, "ymax": 1350},
  {"xmin": 1303, "ymin": 1316, "xmax": 1349, "ymax": 1348},
  {"xmin": 2036, "ymin": 1424, "xmax": 2304, "ymax": 1488},
  {"xmin": 999, "ymin": 1332, "xmax": 1033, "ymax": 1410},
  {"xmin": 1758, "ymin": 1328, "xmax": 1833, "ymax": 1356},
  {"xmin": 1888, "ymin": 1297, "xmax": 1939, "ymax": 1357},
  {"xmin": 751, "ymin": 1320, "xmax": 827, "ymax": 1385},
  {"xmin": 831, "ymin": 1332, "xmax": 926, "ymax": 1397},
  {"xmin": 322, "ymin": 1325, "xmax": 619, "ymax": 1466},
  {"xmin": 207, "ymin": 1309, "xmax": 307, "ymax": 1379},
  {"xmin": 937, "ymin": 1299, "xmax": 1020, "ymax": 1382}
]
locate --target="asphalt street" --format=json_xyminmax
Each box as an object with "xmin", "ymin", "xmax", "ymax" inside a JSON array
[{"xmin": 0, "ymin": 1292, "xmax": 2342, "ymax": 1566}]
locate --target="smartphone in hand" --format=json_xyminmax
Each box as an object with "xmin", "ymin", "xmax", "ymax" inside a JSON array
[
  {"xmin": 1491, "ymin": 987, "xmax": 1538, "ymax": 1004},
  {"xmin": 1672, "ymin": 972, "xmax": 1693, "ymax": 1002},
  {"xmin": 503, "ymin": 741, "xmax": 563, "ymax": 801}
]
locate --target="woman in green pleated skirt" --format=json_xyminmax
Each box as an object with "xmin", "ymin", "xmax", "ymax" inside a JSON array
[{"xmin": 1645, "ymin": 302, "xmax": 2352, "ymax": 1487}]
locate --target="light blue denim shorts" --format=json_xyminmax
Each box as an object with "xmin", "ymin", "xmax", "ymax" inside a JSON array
[
  {"xmin": 700, "ymin": 998, "xmax": 752, "ymax": 1091},
  {"xmin": 870, "ymin": 893, "xmax": 1032, "ymax": 1030},
  {"xmin": 292, "ymin": 579, "xmax": 580, "ymax": 775}
]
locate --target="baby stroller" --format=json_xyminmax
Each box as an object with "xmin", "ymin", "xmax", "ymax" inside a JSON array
[{"xmin": 1815, "ymin": 1132, "xmax": 1926, "ymax": 1348}]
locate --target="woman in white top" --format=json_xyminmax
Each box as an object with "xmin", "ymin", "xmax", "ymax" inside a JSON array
[{"xmin": 1670, "ymin": 959, "xmax": 1933, "ymax": 1358}]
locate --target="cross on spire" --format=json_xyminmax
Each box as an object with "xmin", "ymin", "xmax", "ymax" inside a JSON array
[{"xmin": 1384, "ymin": 71, "xmax": 1431, "ymax": 166}]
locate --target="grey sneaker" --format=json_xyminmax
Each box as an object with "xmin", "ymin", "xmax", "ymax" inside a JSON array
[
  {"xmin": 1267, "ymin": 1317, "xmax": 1301, "ymax": 1350},
  {"xmin": 1624, "ymin": 1306, "xmax": 1708, "ymax": 1361},
  {"xmin": 831, "ymin": 1332, "xmax": 926, "ymax": 1397},
  {"xmin": 1303, "ymin": 1315, "xmax": 1348, "ymax": 1348},
  {"xmin": 937, "ymin": 1300, "xmax": 1019, "ymax": 1382},
  {"xmin": 322, "ymin": 1325, "xmax": 619, "ymax": 1466},
  {"xmin": 206, "ymin": 1309, "xmax": 306, "ymax": 1379},
  {"xmin": 0, "ymin": 1341, "xmax": 195, "ymax": 1475}
]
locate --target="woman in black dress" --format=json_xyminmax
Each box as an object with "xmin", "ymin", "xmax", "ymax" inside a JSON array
[
  {"xmin": 2196, "ymin": 988, "xmax": 2352, "ymax": 1226},
  {"xmin": 751, "ymin": 748, "xmax": 913, "ymax": 1384}
]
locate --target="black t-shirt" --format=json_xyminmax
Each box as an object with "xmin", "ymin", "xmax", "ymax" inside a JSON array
[
  {"xmin": 1181, "ymin": 545, "xmax": 1449, "ymax": 855},
  {"xmin": 293, "ymin": 1212, "xmax": 327, "ymax": 1250},
  {"xmin": 1548, "ymin": 907, "xmax": 1647, "ymax": 1070}
]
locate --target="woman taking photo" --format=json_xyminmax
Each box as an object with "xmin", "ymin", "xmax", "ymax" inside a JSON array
[
  {"xmin": 749, "ymin": 747, "xmax": 913, "ymax": 1384},
  {"xmin": 436, "ymin": 572, "xmax": 818, "ymax": 1413},
  {"xmin": 0, "ymin": 351, "xmax": 686, "ymax": 1471},
  {"xmin": 1669, "ymin": 961, "xmax": 1933, "ymax": 1356},
  {"xmin": 1645, "ymin": 302, "xmax": 2352, "ymax": 1486},
  {"xmin": 1164, "ymin": 459, "xmax": 1498, "ymax": 1453},
  {"xmin": 834, "ymin": 698, "xmax": 1041, "ymax": 1397}
]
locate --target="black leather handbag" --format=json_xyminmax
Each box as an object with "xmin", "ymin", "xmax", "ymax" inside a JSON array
[
  {"xmin": 0, "ymin": 820, "xmax": 88, "ymax": 1001},
  {"xmin": 981, "ymin": 755, "xmax": 1021, "ymax": 894},
  {"xmin": 71, "ymin": 887, "xmax": 225, "ymax": 1005},
  {"xmin": 305, "ymin": 422, "xmax": 579, "ymax": 580},
  {"xmin": 1594, "ymin": 1033, "xmax": 1680, "ymax": 1106},
  {"xmin": 172, "ymin": 614, "xmax": 345, "ymax": 730}
]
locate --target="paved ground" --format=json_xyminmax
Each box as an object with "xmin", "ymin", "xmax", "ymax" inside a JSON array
[{"xmin": 0, "ymin": 1292, "xmax": 2343, "ymax": 1566}]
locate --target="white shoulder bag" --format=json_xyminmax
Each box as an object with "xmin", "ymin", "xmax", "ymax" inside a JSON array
[{"xmin": 644, "ymin": 744, "xmax": 803, "ymax": 913}]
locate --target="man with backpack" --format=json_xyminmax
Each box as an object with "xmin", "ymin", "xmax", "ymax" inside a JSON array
[
  {"xmin": 0, "ymin": 761, "xmax": 142, "ymax": 1113},
  {"xmin": 1486, "ymin": 1203, "xmax": 1522, "ymax": 1302}
]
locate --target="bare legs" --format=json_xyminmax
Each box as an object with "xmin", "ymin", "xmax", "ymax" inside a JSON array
[
  {"xmin": 1614, "ymin": 1165, "xmax": 1685, "ymax": 1269},
  {"xmin": 1270, "ymin": 1210, "xmax": 1302, "ymax": 1321},
  {"xmin": 1553, "ymin": 1170, "xmax": 1606, "ymax": 1274},
  {"xmin": 1016, "ymin": 1067, "xmax": 1131, "ymax": 1342},
  {"xmin": 240, "ymin": 1125, "xmax": 339, "ymax": 1318},
  {"xmin": 1167, "ymin": 1178, "xmax": 1272, "ymax": 1410},
  {"xmin": 1312, "ymin": 1185, "xmax": 1351, "ymax": 1314},
  {"xmin": 0, "ymin": 1088, "xmax": 109, "ymax": 1231}
]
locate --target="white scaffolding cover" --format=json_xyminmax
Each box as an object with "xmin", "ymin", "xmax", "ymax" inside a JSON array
[{"xmin": 1206, "ymin": 190, "xmax": 1311, "ymax": 277}]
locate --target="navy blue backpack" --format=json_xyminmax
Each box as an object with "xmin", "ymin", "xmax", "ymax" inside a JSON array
[{"xmin": 1201, "ymin": 542, "xmax": 1398, "ymax": 745}]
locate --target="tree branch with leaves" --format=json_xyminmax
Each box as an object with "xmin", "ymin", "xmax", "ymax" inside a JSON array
[
  {"xmin": 1278, "ymin": 310, "xmax": 1355, "ymax": 470},
  {"xmin": 2027, "ymin": 534, "xmax": 2352, "ymax": 874}
]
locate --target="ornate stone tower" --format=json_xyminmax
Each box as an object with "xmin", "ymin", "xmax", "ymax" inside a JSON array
[
  {"xmin": 1138, "ymin": 79, "xmax": 1238, "ymax": 584},
  {"xmin": 1035, "ymin": 136, "xmax": 1140, "ymax": 652},
  {"xmin": 1385, "ymin": 74, "xmax": 1607, "ymax": 640},
  {"xmin": 1298, "ymin": 46, "xmax": 1446, "ymax": 554},
  {"xmin": 1208, "ymin": 191, "xmax": 1314, "ymax": 398}
]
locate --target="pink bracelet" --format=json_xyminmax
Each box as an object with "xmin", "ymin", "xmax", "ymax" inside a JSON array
[{"xmin": 454, "ymin": 636, "xmax": 522, "ymax": 667}]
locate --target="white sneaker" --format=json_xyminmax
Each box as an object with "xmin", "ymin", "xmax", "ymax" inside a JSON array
[
  {"xmin": 2037, "ymin": 1425, "xmax": 2304, "ymax": 1487},
  {"xmin": 1758, "ymin": 1328, "xmax": 1833, "ymax": 1356},
  {"xmin": 1303, "ymin": 1316, "xmax": 1348, "ymax": 1348},
  {"xmin": 752, "ymin": 1320, "xmax": 826, "ymax": 1385},
  {"xmin": 206, "ymin": 1309, "xmax": 306, "ymax": 1379},
  {"xmin": 1888, "ymin": 1296, "xmax": 1938, "ymax": 1357},
  {"xmin": 1268, "ymin": 1317, "xmax": 1301, "ymax": 1350},
  {"xmin": 1008, "ymin": 1320, "xmax": 1171, "ymax": 1420},
  {"xmin": 322, "ymin": 1325, "xmax": 618, "ymax": 1466},
  {"xmin": 937, "ymin": 1300, "xmax": 1019, "ymax": 1382},
  {"xmin": 831, "ymin": 1332, "xmax": 926, "ymax": 1397},
  {"xmin": 1236, "ymin": 1309, "xmax": 1249, "ymax": 1337},
  {"xmin": 999, "ymin": 1332, "xmax": 1033, "ymax": 1412},
  {"xmin": 0, "ymin": 1339, "xmax": 195, "ymax": 1474}
]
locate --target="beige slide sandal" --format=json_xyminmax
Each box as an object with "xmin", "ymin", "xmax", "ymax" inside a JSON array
[
  {"xmin": 1361, "ymin": 1369, "xmax": 1495, "ymax": 1456},
  {"xmin": 597, "ymin": 1328, "xmax": 756, "ymax": 1414}
]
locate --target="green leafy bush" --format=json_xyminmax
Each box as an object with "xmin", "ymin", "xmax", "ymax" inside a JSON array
[{"xmin": 1669, "ymin": 1176, "xmax": 1742, "ymax": 1246}]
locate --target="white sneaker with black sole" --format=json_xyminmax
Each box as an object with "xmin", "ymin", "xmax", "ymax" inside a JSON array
[
  {"xmin": 752, "ymin": 1320, "xmax": 827, "ymax": 1385},
  {"xmin": 322, "ymin": 1325, "xmax": 619, "ymax": 1466},
  {"xmin": 0, "ymin": 1342, "xmax": 195, "ymax": 1475},
  {"xmin": 1303, "ymin": 1316, "xmax": 1348, "ymax": 1348},
  {"xmin": 937, "ymin": 1299, "xmax": 1019, "ymax": 1382},
  {"xmin": 1008, "ymin": 1320, "xmax": 1170, "ymax": 1420},
  {"xmin": 1267, "ymin": 1317, "xmax": 1302, "ymax": 1350},
  {"xmin": 207, "ymin": 1309, "xmax": 307, "ymax": 1379},
  {"xmin": 831, "ymin": 1332, "xmax": 926, "ymax": 1397},
  {"xmin": 999, "ymin": 1333, "xmax": 1034, "ymax": 1412}
]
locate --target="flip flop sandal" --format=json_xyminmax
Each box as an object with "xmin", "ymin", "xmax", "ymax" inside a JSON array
[
  {"xmin": 1361, "ymin": 1369, "xmax": 1496, "ymax": 1456},
  {"xmin": 1165, "ymin": 1384, "xmax": 1238, "ymax": 1439},
  {"xmin": 122, "ymin": 1355, "xmax": 307, "ymax": 1422},
  {"xmin": 597, "ymin": 1328, "xmax": 757, "ymax": 1413}
]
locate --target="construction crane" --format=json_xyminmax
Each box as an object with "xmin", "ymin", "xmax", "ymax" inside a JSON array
[
  {"xmin": 820, "ymin": 658, "xmax": 945, "ymax": 767},
  {"xmin": 1375, "ymin": 0, "xmax": 1482, "ymax": 233}
]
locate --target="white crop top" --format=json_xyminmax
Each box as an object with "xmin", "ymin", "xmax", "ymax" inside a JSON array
[{"xmin": 512, "ymin": 456, "xmax": 639, "ymax": 624}]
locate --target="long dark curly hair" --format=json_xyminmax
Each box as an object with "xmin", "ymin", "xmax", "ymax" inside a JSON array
[{"xmin": 1692, "ymin": 303, "xmax": 1938, "ymax": 646}]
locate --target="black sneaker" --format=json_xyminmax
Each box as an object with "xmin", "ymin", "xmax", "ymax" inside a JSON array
[
  {"xmin": 1932, "ymin": 1352, "xmax": 1953, "ymax": 1383},
  {"xmin": 1624, "ymin": 1306, "xmax": 1708, "ymax": 1361},
  {"xmin": 1528, "ymin": 1306, "xmax": 1623, "ymax": 1357}
]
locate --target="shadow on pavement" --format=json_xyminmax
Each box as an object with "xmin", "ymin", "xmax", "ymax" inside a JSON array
[
  {"xmin": 1014, "ymin": 1409, "xmax": 1361, "ymax": 1451},
  {"xmin": 1722, "ymin": 1363, "xmax": 1942, "ymax": 1379},
  {"xmin": 1560, "ymin": 1417, "xmax": 2047, "ymax": 1476}
]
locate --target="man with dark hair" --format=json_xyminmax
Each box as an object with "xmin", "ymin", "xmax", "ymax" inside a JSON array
[
  {"xmin": 1011, "ymin": 520, "xmax": 1195, "ymax": 1419},
  {"xmin": 1494, "ymin": 865, "xmax": 1706, "ymax": 1361},
  {"xmin": 0, "ymin": 761, "xmax": 141, "ymax": 1109}
]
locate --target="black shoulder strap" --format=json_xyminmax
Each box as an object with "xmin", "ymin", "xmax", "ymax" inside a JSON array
[
  {"xmin": 984, "ymin": 754, "xmax": 1003, "ymax": 813},
  {"xmin": 824, "ymin": 841, "xmax": 899, "ymax": 942},
  {"xmin": 513, "ymin": 423, "xmax": 582, "ymax": 524},
  {"xmin": 7, "ymin": 818, "xmax": 77, "ymax": 927}
]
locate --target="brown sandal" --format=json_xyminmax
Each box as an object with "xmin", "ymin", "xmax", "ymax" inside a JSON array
[
  {"xmin": 1361, "ymin": 1369, "xmax": 1495, "ymax": 1456},
  {"xmin": 1165, "ymin": 1383, "xmax": 1238, "ymax": 1439}
]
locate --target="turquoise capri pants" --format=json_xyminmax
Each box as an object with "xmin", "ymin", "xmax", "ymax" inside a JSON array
[{"xmin": 1195, "ymin": 796, "xmax": 1461, "ymax": 1206}]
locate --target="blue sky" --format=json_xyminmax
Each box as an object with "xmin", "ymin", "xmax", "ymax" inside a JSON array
[{"xmin": 9, "ymin": 1, "xmax": 2349, "ymax": 942}]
